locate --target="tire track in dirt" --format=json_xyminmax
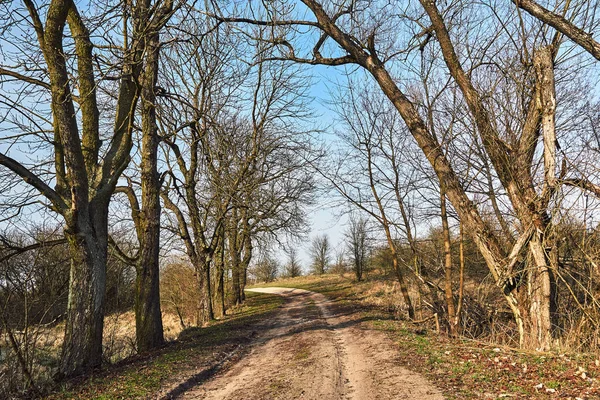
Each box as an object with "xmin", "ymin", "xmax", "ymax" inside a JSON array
[{"xmin": 177, "ymin": 287, "xmax": 444, "ymax": 400}]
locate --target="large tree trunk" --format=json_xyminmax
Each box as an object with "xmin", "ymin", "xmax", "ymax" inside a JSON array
[
  {"xmin": 59, "ymin": 214, "xmax": 107, "ymax": 377},
  {"xmin": 135, "ymin": 30, "xmax": 164, "ymax": 353},
  {"xmin": 519, "ymin": 45, "xmax": 558, "ymax": 351}
]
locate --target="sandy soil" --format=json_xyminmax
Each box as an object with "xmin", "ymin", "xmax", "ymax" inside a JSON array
[{"xmin": 176, "ymin": 287, "xmax": 444, "ymax": 400}]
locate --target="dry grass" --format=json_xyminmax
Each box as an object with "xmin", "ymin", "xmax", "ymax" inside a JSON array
[
  {"xmin": 260, "ymin": 272, "xmax": 600, "ymax": 399},
  {"xmin": 0, "ymin": 310, "xmax": 195, "ymax": 398}
]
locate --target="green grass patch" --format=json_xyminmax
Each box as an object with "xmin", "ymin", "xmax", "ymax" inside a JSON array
[{"xmin": 294, "ymin": 348, "xmax": 310, "ymax": 361}]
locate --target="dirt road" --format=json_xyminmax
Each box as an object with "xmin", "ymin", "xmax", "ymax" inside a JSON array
[{"xmin": 178, "ymin": 287, "xmax": 444, "ymax": 400}]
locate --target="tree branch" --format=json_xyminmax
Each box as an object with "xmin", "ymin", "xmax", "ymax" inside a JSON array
[
  {"xmin": 512, "ymin": 0, "xmax": 600, "ymax": 60},
  {"xmin": 0, "ymin": 237, "xmax": 67, "ymax": 264},
  {"xmin": 0, "ymin": 153, "xmax": 68, "ymax": 212},
  {"xmin": 0, "ymin": 68, "xmax": 51, "ymax": 90}
]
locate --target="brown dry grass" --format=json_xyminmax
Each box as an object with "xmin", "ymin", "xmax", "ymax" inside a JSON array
[
  {"xmin": 0, "ymin": 310, "xmax": 193, "ymax": 398},
  {"xmin": 259, "ymin": 272, "xmax": 600, "ymax": 399}
]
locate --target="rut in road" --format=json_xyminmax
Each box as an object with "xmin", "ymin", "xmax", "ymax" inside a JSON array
[{"xmin": 178, "ymin": 287, "xmax": 444, "ymax": 400}]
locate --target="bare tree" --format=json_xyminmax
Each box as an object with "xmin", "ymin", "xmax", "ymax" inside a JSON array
[
  {"xmin": 159, "ymin": 14, "xmax": 315, "ymax": 313},
  {"xmin": 309, "ymin": 234, "xmax": 331, "ymax": 275},
  {"xmin": 321, "ymin": 81, "xmax": 423, "ymax": 319},
  {"xmin": 251, "ymin": 253, "xmax": 279, "ymax": 283},
  {"xmin": 284, "ymin": 247, "xmax": 303, "ymax": 278},
  {"xmin": 330, "ymin": 247, "xmax": 348, "ymax": 276},
  {"xmin": 345, "ymin": 214, "xmax": 371, "ymax": 281}
]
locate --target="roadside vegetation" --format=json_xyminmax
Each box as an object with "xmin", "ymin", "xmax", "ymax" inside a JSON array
[
  {"xmin": 256, "ymin": 273, "xmax": 600, "ymax": 399},
  {"xmin": 44, "ymin": 292, "xmax": 283, "ymax": 400}
]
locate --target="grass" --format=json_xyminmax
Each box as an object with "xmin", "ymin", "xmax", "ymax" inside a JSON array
[
  {"xmin": 293, "ymin": 347, "xmax": 311, "ymax": 361},
  {"xmin": 256, "ymin": 272, "xmax": 600, "ymax": 399},
  {"xmin": 43, "ymin": 291, "xmax": 283, "ymax": 400}
]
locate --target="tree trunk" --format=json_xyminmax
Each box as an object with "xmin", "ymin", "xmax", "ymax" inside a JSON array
[
  {"xmin": 195, "ymin": 254, "xmax": 215, "ymax": 324},
  {"xmin": 440, "ymin": 185, "xmax": 457, "ymax": 337},
  {"xmin": 135, "ymin": 30, "xmax": 164, "ymax": 353},
  {"xmin": 527, "ymin": 236, "xmax": 553, "ymax": 350},
  {"xmin": 59, "ymin": 218, "xmax": 107, "ymax": 377},
  {"xmin": 228, "ymin": 211, "xmax": 244, "ymax": 305},
  {"xmin": 240, "ymin": 232, "xmax": 252, "ymax": 302},
  {"xmin": 216, "ymin": 229, "xmax": 226, "ymax": 317},
  {"xmin": 456, "ymin": 220, "xmax": 465, "ymax": 331},
  {"xmin": 217, "ymin": 262, "xmax": 226, "ymax": 317},
  {"xmin": 230, "ymin": 243, "xmax": 242, "ymax": 305},
  {"xmin": 519, "ymin": 45, "xmax": 558, "ymax": 351},
  {"xmin": 203, "ymin": 253, "xmax": 214, "ymax": 321}
]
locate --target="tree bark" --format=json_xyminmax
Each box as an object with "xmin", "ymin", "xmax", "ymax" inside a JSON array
[
  {"xmin": 440, "ymin": 185, "xmax": 457, "ymax": 337},
  {"xmin": 456, "ymin": 220, "xmax": 465, "ymax": 331},
  {"xmin": 215, "ymin": 227, "xmax": 226, "ymax": 317},
  {"xmin": 527, "ymin": 236, "xmax": 554, "ymax": 350},
  {"xmin": 194, "ymin": 253, "xmax": 215, "ymax": 325},
  {"xmin": 240, "ymin": 226, "xmax": 253, "ymax": 302},
  {"xmin": 228, "ymin": 210, "xmax": 243, "ymax": 306},
  {"xmin": 203, "ymin": 252, "xmax": 214, "ymax": 321},
  {"xmin": 135, "ymin": 29, "xmax": 165, "ymax": 353},
  {"xmin": 59, "ymin": 216, "xmax": 107, "ymax": 377}
]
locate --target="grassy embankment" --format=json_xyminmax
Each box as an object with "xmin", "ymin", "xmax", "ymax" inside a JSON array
[
  {"xmin": 253, "ymin": 273, "xmax": 600, "ymax": 399},
  {"xmin": 43, "ymin": 291, "xmax": 283, "ymax": 400}
]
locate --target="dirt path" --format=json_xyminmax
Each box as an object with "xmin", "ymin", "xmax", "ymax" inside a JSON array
[{"xmin": 177, "ymin": 288, "xmax": 444, "ymax": 400}]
